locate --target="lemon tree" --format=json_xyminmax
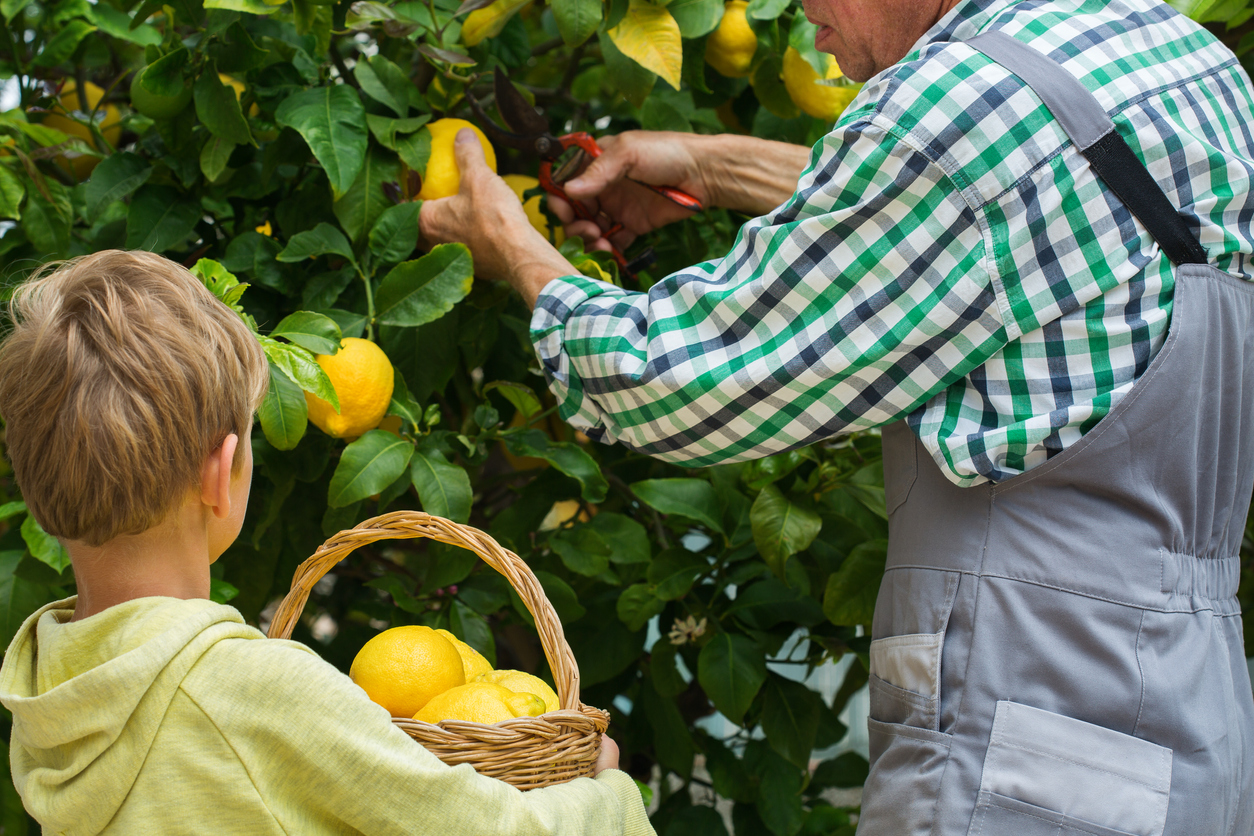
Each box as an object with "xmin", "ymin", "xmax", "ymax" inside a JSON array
[{"xmin": 4, "ymin": 0, "xmax": 1254, "ymax": 833}]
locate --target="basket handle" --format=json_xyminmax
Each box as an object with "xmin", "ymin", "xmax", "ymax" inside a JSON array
[{"xmin": 267, "ymin": 510, "xmax": 583, "ymax": 712}]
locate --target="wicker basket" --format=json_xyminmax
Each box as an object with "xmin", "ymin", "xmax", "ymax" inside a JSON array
[{"xmin": 267, "ymin": 510, "xmax": 610, "ymax": 789}]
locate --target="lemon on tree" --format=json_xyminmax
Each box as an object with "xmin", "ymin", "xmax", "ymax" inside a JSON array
[
  {"xmin": 705, "ymin": 0, "xmax": 757, "ymax": 78},
  {"xmin": 350, "ymin": 626, "xmax": 466, "ymax": 717},
  {"xmin": 305, "ymin": 338, "xmax": 395, "ymax": 439},
  {"xmin": 435, "ymin": 629, "xmax": 494, "ymax": 680},
  {"xmin": 417, "ymin": 119, "xmax": 497, "ymax": 201},
  {"xmin": 129, "ymin": 66, "xmax": 192, "ymax": 120},
  {"xmin": 476, "ymin": 669, "xmax": 560, "ymax": 714},
  {"xmin": 41, "ymin": 81, "xmax": 122, "ymax": 179},
  {"xmin": 415, "ymin": 682, "xmax": 545, "ymax": 725},
  {"xmin": 782, "ymin": 47, "xmax": 859, "ymax": 121},
  {"xmin": 501, "ymin": 174, "xmax": 564, "ymax": 245}
]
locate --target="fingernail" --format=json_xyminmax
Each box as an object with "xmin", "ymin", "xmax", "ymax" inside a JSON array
[{"xmin": 456, "ymin": 128, "xmax": 475, "ymax": 144}]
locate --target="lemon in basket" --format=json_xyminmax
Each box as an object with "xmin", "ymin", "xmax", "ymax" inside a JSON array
[
  {"xmin": 476, "ymin": 670, "xmax": 560, "ymax": 714},
  {"xmin": 435, "ymin": 628, "xmax": 494, "ymax": 680},
  {"xmin": 350, "ymin": 626, "xmax": 465, "ymax": 717},
  {"xmin": 415, "ymin": 682, "xmax": 546, "ymax": 725}
]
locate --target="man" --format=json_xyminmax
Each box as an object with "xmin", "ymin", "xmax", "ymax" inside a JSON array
[{"xmin": 421, "ymin": 0, "xmax": 1254, "ymax": 831}]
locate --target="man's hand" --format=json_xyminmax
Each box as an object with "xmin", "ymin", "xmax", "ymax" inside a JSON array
[
  {"xmin": 551, "ymin": 131, "xmax": 813, "ymax": 252},
  {"xmin": 593, "ymin": 734, "xmax": 621, "ymax": 775},
  {"xmin": 551, "ymin": 131, "xmax": 709, "ymax": 253},
  {"xmin": 420, "ymin": 129, "xmax": 578, "ymax": 308}
]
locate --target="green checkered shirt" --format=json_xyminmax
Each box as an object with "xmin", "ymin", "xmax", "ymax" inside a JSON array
[{"xmin": 530, "ymin": 0, "xmax": 1254, "ymax": 485}]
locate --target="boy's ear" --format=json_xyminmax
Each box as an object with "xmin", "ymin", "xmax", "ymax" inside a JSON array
[{"xmin": 201, "ymin": 434, "xmax": 239, "ymax": 519}]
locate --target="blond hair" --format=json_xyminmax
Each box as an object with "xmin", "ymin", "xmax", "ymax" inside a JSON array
[{"xmin": 0, "ymin": 250, "xmax": 268, "ymax": 546}]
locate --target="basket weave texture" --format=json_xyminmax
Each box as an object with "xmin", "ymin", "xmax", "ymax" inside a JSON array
[{"xmin": 267, "ymin": 511, "xmax": 610, "ymax": 789}]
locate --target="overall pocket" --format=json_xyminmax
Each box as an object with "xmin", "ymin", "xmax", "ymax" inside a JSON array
[{"xmin": 969, "ymin": 701, "xmax": 1172, "ymax": 836}]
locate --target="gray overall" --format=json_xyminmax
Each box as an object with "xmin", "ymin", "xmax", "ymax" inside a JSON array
[{"xmin": 859, "ymin": 32, "xmax": 1254, "ymax": 836}]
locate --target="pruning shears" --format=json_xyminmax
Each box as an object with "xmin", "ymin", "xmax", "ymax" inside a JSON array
[{"xmin": 467, "ymin": 67, "xmax": 704, "ymax": 276}]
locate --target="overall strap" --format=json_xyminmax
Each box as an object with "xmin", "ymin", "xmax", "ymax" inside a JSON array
[{"xmin": 967, "ymin": 30, "xmax": 1209, "ymax": 266}]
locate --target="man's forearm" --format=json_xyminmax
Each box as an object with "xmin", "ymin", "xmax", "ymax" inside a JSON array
[{"xmin": 698, "ymin": 134, "xmax": 812, "ymax": 215}]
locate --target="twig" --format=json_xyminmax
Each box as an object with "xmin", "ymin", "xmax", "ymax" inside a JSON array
[
  {"xmin": 531, "ymin": 36, "xmax": 565, "ymax": 57},
  {"xmin": 330, "ymin": 40, "xmax": 361, "ymax": 90}
]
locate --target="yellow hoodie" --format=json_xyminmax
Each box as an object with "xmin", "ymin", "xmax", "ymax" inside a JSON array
[{"xmin": 0, "ymin": 597, "xmax": 655, "ymax": 836}]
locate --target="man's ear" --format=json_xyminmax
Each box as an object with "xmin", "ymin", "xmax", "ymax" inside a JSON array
[{"xmin": 200, "ymin": 434, "xmax": 239, "ymax": 520}]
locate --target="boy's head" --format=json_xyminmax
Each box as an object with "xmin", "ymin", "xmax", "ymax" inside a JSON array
[{"xmin": 0, "ymin": 250, "xmax": 268, "ymax": 547}]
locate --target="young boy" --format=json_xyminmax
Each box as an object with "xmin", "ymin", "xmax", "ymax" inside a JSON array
[{"xmin": 0, "ymin": 250, "xmax": 654, "ymax": 835}]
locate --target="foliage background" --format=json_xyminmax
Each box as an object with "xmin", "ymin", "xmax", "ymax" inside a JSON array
[{"xmin": 1, "ymin": 0, "xmax": 1252, "ymax": 832}]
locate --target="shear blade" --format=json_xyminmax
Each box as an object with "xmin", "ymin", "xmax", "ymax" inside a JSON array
[{"xmin": 493, "ymin": 67, "xmax": 550, "ymax": 140}]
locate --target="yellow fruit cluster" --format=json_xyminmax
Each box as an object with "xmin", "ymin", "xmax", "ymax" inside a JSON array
[{"xmin": 350, "ymin": 625, "xmax": 560, "ymax": 725}]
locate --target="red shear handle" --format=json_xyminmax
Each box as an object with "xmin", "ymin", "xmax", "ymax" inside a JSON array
[{"xmin": 548, "ymin": 133, "xmax": 703, "ymax": 212}]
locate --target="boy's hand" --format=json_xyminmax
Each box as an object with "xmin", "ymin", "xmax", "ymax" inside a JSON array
[{"xmin": 594, "ymin": 734, "xmax": 620, "ymax": 775}]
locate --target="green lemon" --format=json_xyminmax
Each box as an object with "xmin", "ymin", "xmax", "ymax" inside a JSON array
[{"xmin": 129, "ymin": 66, "xmax": 193, "ymax": 121}]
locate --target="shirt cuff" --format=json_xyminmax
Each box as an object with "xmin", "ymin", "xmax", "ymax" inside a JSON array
[
  {"xmin": 593, "ymin": 769, "xmax": 656, "ymax": 836},
  {"xmin": 528, "ymin": 274, "xmax": 632, "ymax": 440}
]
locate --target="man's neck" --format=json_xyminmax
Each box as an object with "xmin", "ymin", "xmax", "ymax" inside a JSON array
[{"xmin": 69, "ymin": 503, "xmax": 213, "ymax": 621}]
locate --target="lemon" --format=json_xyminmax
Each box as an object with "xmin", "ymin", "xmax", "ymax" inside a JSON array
[
  {"xmin": 417, "ymin": 119, "xmax": 497, "ymax": 201},
  {"xmin": 350, "ymin": 626, "xmax": 465, "ymax": 717},
  {"xmin": 782, "ymin": 47, "xmax": 858, "ymax": 121},
  {"xmin": 539, "ymin": 498, "xmax": 591, "ymax": 531},
  {"xmin": 41, "ymin": 81, "xmax": 121, "ymax": 180},
  {"xmin": 414, "ymin": 681, "xmax": 546, "ymax": 724},
  {"xmin": 705, "ymin": 1, "xmax": 757, "ymax": 79},
  {"xmin": 435, "ymin": 629, "xmax": 494, "ymax": 681},
  {"xmin": 129, "ymin": 66, "xmax": 192, "ymax": 120},
  {"xmin": 502, "ymin": 174, "xmax": 565, "ymax": 245},
  {"xmin": 476, "ymin": 669, "xmax": 560, "ymax": 714},
  {"xmin": 219, "ymin": 73, "xmax": 260, "ymax": 117},
  {"xmin": 305, "ymin": 338, "xmax": 395, "ymax": 439}
]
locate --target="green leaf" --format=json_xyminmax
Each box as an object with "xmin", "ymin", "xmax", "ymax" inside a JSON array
[
  {"xmin": 409, "ymin": 446, "xmax": 472, "ymax": 522},
  {"xmin": 276, "ymin": 222, "xmax": 357, "ymax": 265},
  {"xmin": 276, "ymin": 85, "xmax": 368, "ymax": 199},
  {"xmin": 641, "ymin": 672, "xmax": 695, "ymax": 778},
  {"xmin": 328, "ymin": 430, "xmax": 415, "ymax": 508},
  {"xmin": 194, "ymin": 65, "xmax": 253, "ymax": 146},
  {"xmin": 124, "ymin": 185, "xmax": 199, "ymax": 253},
  {"xmin": 258, "ymin": 363, "xmax": 308, "ymax": 450},
  {"xmin": 552, "ymin": 0, "xmax": 601, "ymax": 45},
  {"xmin": 88, "ymin": 3, "xmax": 163, "ymax": 43},
  {"xmin": 368, "ymin": 202, "xmax": 420, "ymax": 264},
  {"xmin": 698, "ymin": 731, "xmax": 757, "ymax": 803},
  {"xmin": 750, "ymin": 485, "xmax": 821, "ymax": 579},
  {"xmin": 745, "ymin": 0, "xmax": 788, "ymax": 19},
  {"xmin": 822, "ymin": 539, "xmax": 887, "ymax": 626},
  {"xmin": 667, "ymin": 0, "xmax": 721, "ymax": 37},
  {"xmin": 588, "ymin": 512, "xmax": 651, "ymax": 564},
  {"xmin": 333, "ymin": 145, "xmax": 399, "ymax": 243},
  {"xmin": 2, "ymin": 0, "xmax": 28, "ymax": 22},
  {"xmin": 33, "ymin": 19, "xmax": 96, "ymax": 67},
  {"xmin": 356, "ymin": 54, "xmax": 413, "ymax": 118},
  {"xmin": 302, "ymin": 265, "xmax": 357, "ymax": 310},
  {"xmin": 597, "ymin": 30, "xmax": 656, "ymax": 109},
  {"xmin": 191, "ymin": 258, "xmax": 251, "ymax": 319},
  {"xmin": 84, "ymin": 152, "xmax": 151, "ymax": 221},
  {"xmin": 0, "ymin": 550, "xmax": 48, "ymax": 653},
  {"xmin": 451, "ymin": 600, "xmax": 495, "ymax": 664},
  {"xmin": 631, "ymin": 478, "xmax": 724, "ymax": 533},
  {"xmin": 386, "ymin": 367, "xmax": 423, "ymax": 430},
  {"xmin": 752, "ymin": 54, "xmax": 800, "ymax": 119},
  {"xmin": 259, "ymin": 336, "xmax": 339, "ymax": 410},
  {"xmin": 366, "ymin": 574, "xmax": 426, "ymax": 614},
  {"xmin": 271, "ymin": 311, "xmax": 342, "ymax": 355},
  {"xmin": 697, "ymin": 632, "xmax": 767, "ymax": 724},
  {"xmin": 724, "ymin": 578, "xmax": 825, "ymax": 629},
  {"xmin": 204, "ymin": 0, "xmax": 278, "ymax": 12},
  {"xmin": 617, "ymin": 583, "xmax": 665, "ymax": 631},
  {"xmin": 648, "ymin": 546, "xmax": 707, "ymax": 600},
  {"xmin": 0, "ymin": 162, "xmax": 23, "ymax": 220},
  {"xmin": 0, "ymin": 501, "xmax": 27, "ymax": 522},
  {"xmin": 748, "ymin": 742, "xmax": 805, "ymax": 836},
  {"xmin": 760, "ymin": 673, "xmax": 822, "ymax": 769},
  {"xmin": 809, "ymin": 752, "xmax": 870, "ymax": 792},
  {"xmin": 374, "ymin": 244, "xmax": 474, "ymax": 327},
  {"xmin": 23, "ymin": 179, "xmax": 72, "ymax": 255},
  {"xmin": 483, "ymin": 380, "xmax": 542, "ymax": 420},
  {"xmin": 209, "ymin": 578, "xmax": 240, "ymax": 603},
  {"xmin": 649, "ymin": 637, "xmax": 687, "ymax": 697},
  {"xmin": 21, "ymin": 516, "xmax": 70, "ymax": 574},
  {"xmin": 200, "ymin": 135, "xmax": 236, "ymax": 182},
  {"xmin": 366, "ymin": 114, "xmax": 431, "ymax": 151},
  {"xmin": 140, "ymin": 47, "xmax": 191, "ymax": 98},
  {"xmin": 503, "ymin": 430, "xmax": 608, "ymax": 502},
  {"xmin": 395, "ymin": 128, "xmax": 432, "ymax": 173},
  {"xmin": 550, "ymin": 526, "xmax": 611, "ymax": 576}
]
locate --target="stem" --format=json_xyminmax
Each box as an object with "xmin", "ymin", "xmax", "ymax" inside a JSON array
[
  {"xmin": 360, "ymin": 270, "xmax": 376, "ymax": 341},
  {"xmin": 330, "ymin": 39, "xmax": 361, "ymax": 90}
]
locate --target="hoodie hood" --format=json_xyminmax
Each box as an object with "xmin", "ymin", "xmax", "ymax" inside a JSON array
[{"xmin": 0, "ymin": 597, "xmax": 263, "ymax": 835}]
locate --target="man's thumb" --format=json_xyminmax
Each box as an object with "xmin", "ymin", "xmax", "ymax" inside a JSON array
[
  {"xmin": 454, "ymin": 128, "xmax": 486, "ymax": 177},
  {"xmin": 564, "ymin": 153, "xmax": 627, "ymax": 200}
]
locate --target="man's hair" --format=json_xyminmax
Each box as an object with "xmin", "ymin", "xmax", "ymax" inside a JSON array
[{"xmin": 0, "ymin": 250, "xmax": 268, "ymax": 547}]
